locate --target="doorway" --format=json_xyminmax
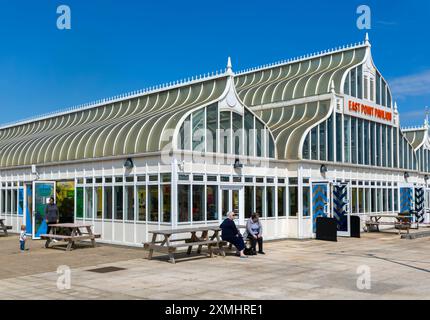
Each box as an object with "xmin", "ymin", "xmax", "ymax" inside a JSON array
[
  {"xmin": 221, "ymin": 186, "xmax": 244, "ymax": 225},
  {"xmin": 33, "ymin": 181, "xmax": 56, "ymax": 239}
]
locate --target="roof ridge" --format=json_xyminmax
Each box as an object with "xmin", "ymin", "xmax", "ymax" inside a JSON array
[{"xmin": 235, "ymin": 41, "xmax": 367, "ymax": 76}]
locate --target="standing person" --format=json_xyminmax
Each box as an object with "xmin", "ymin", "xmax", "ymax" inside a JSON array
[
  {"xmin": 220, "ymin": 212, "xmax": 248, "ymax": 258},
  {"xmin": 19, "ymin": 225, "xmax": 27, "ymax": 252},
  {"xmin": 243, "ymin": 213, "xmax": 265, "ymax": 255},
  {"xmin": 45, "ymin": 197, "xmax": 59, "ymax": 235}
]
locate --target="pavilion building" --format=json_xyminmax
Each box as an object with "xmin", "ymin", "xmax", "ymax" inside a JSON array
[{"xmin": 1, "ymin": 34, "xmax": 429, "ymax": 245}]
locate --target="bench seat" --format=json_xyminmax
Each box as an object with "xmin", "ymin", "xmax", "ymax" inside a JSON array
[{"xmin": 41, "ymin": 233, "xmax": 101, "ymax": 241}]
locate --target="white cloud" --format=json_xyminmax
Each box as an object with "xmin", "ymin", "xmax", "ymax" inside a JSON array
[{"xmin": 390, "ymin": 70, "xmax": 430, "ymax": 98}]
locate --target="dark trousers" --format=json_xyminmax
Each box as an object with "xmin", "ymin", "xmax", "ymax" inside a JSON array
[
  {"xmin": 248, "ymin": 235, "xmax": 263, "ymax": 253},
  {"xmin": 20, "ymin": 240, "xmax": 25, "ymax": 251},
  {"xmin": 223, "ymin": 235, "xmax": 245, "ymax": 251}
]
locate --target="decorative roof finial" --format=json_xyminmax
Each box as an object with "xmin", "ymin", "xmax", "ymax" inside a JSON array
[
  {"xmin": 330, "ymin": 80, "xmax": 335, "ymax": 94},
  {"xmin": 425, "ymin": 106, "xmax": 429, "ymax": 127},
  {"xmin": 394, "ymin": 101, "xmax": 399, "ymax": 114},
  {"xmin": 365, "ymin": 32, "xmax": 370, "ymax": 46},
  {"xmin": 226, "ymin": 56, "xmax": 234, "ymax": 76}
]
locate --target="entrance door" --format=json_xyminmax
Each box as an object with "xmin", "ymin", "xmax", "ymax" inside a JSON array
[
  {"xmin": 312, "ymin": 182, "xmax": 330, "ymax": 233},
  {"xmin": 33, "ymin": 181, "xmax": 56, "ymax": 239},
  {"xmin": 332, "ymin": 182, "xmax": 350, "ymax": 236},
  {"xmin": 221, "ymin": 186, "xmax": 244, "ymax": 225},
  {"xmin": 24, "ymin": 184, "xmax": 33, "ymax": 235}
]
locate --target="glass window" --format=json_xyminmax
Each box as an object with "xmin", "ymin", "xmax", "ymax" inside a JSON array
[
  {"xmin": 85, "ymin": 187, "xmax": 93, "ymax": 219},
  {"xmin": 344, "ymin": 115, "xmax": 351, "ymax": 163},
  {"xmin": 352, "ymin": 188, "xmax": 357, "ymax": 214},
  {"xmin": 256, "ymin": 187, "xmax": 264, "ymax": 216},
  {"xmin": 351, "ymin": 68, "xmax": 357, "ymax": 97},
  {"xmin": 222, "ymin": 189, "xmax": 229, "ymax": 218},
  {"xmin": 192, "ymin": 185, "xmax": 205, "ymax": 222},
  {"xmin": 303, "ymin": 187, "xmax": 310, "ymax": 217},
  {"xmin": 207, "ymin": 185, "xmax": 218, "ymax": 221},
  {"xmin": 351, "ymin": 117, "xmax": 357, "ymax": 164},
  {"xmin": 382, "ymin": 125, "xmax": 387, "ymax": 167},
  {"xmin": 244, "ymin": 111, "xmax": 254, "ymax": 157},
  {"xmin": 179, "ymin": 115, "xmax": 191, "ymax": 150},
  {"xmin": 358, "ymin": 119, "xmax": 363, "ymax": 165},
  {"xmin": 256, "ymin": 119, "xmax": 264, "ymax": 157},
  {"xmin": 220, "ymin": 111, "xmax": 231, "ymax": 154},
  {"xmin": 320, "ymin": 123, "xmax": 326, "ymax": 161},
  {"xmin": 278, "ymin": 187, "xmax": 286, "ymax": 216},
  {"xmin": 311, "ymin": 127, "xmax": 318, "ymax": 160},
  {"xmin": 302, "ymin": 134, "xmax": 310, "ymax": 159},
  {"xmin": 192, "ymin": 108, "xmax": 205, "ymax": 151},
  {"xmin": 76, "ymin": 187, "xmax": 84, "ymax": 218},
  {"xmin": 104, "ymin": 186, "xmax": 112, "ymax": 219},
  {"xmin": 245, "ymin": 186, "xmax": 254, "ymax": 219},
  {"xmin": 266, "ymin": 187, "xmax": 275, "ymax": 218},
  {"xmin": 387, "ymin": 127, "xmax": 392, "ymax": 167},
  {"xmin": 364, "ymin": 120, "xmax": 369, "ymax": 165},
  {"xmin": 206, "ymin": 104, "xmax": 218, "ymax": 153},
  {"xmin": 357, "ymin": 65, "xmax": 363, "ymax": 99},
  {"xmin": 358, "ymin": 189, "xmax": 364, "ymax": 213},
  {"xmin": 376, "ymin": 124, "xmax": 381, "ymax": 166},
  {"xmin": 370, "ymin": 122, "xmax": 375, "ymax": 166},
  {"xmin": 114, "ymin": 186, "xmax": 123, "ymax": 220},
  {"xmin": 336, "ymin": 113, "xmax": 343, "ymax": 162},
  {"xmin": 328, "ymin": 115, "xmax": 334, "ymax": 161},
  {"xmin": 137, "ymin": 186, "xmax": 146, "ymax": 221},
  {"xmin": 95, "ymin": 186, "xmax": 102, "ymax": 219},
  {"xmin": 178, "ymin": 185, "xmax": 190, "ymax": 222},
  {"xmin": 376, "ymin": 73, "xmax": 381, "ymax": 105},
  {"xmin": 289, "ymin": 187, "xmax": 298, "ymax": 217},
  {"xmin": 148, "ymin": 185, "xmax": 159, "ymax": 222},
  {"xmin": 232, "ymin": 112, "xmax": 243, "ymax": 155},
  {"xmin": 162, "ymin": 185, "xmax": 171, "ymax": 223},
  {"xmin": 125, "ymin": 186, "xmax": 134, "ymax": 221}
]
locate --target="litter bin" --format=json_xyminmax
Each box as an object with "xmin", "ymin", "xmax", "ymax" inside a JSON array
[
  {"xmin": 316, "ymin": 217, "xmax": 337, "ymax": 242},
  {"xmin": 350, "ymin": 215, "xmax": 361, "ymax": 238}
]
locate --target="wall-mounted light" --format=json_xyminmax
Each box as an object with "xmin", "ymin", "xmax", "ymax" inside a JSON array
[
  {"xmin": 425, "ymin": 175, "xmax": 429, "ymax": 182},
  {"xmin": 178, "ymin": 161, "xmax": 185, "ymax": 172},
  {"xmin": 234, "ymin": 158, "xmax": 243, "ymax": 169},
  {"xmin": 124, "ymin": 158, "xmax": 134, "ymax": 170},
  {"xmin": 404, "ymin": 172, "xmax": 410, "ymax": 180},
  {"xmin": 320, "ymin": 164, "xmax": 328, "ymax": 174}
]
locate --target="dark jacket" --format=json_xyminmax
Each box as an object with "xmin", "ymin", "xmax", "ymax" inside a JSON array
[
  {"xmin": 220, "ymin": 218, "xmax": 239, "ymax": 239},
  {"xmin": 45, "ymin": 204, "xmax": 59, "ymax": 223}
]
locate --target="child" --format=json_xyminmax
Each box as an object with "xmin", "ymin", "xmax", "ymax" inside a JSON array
[{"xmin": 19, "ymin": 225, "xmax": 27, "ymax": 252}]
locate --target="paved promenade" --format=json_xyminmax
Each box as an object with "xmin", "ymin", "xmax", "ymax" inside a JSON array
[{"xmin": 0, "ymin": 231, "xmax": 429, "ymax": 300}]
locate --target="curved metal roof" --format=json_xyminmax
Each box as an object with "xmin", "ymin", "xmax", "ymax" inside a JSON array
[
  {"xmin": 235, "ymin": 45, "xmax": 367, "ymax": 107},
  {"xmin": 0, "ymin": 76, "xmax": 228, "ymax": 168},
  {"xmin": 403, "ymin": 126, "xmax": 430, "ymax": 150}
]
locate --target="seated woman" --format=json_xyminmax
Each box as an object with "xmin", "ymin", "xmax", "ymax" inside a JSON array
[
  {"xmin": 243, "ymin": 213, "xmax": 265, "ymax": 255},
  {"xmin": 220, "ymin": 212, "xmax": 248, "ymax": 258}
]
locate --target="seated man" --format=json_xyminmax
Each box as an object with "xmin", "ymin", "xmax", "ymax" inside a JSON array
[
  {"xmin": 220, "ymin": 212, "xmax": 247, "ymax": 258},
  {"xmin": 243, "ymin": 213, "xmax": 265, "ymax": 255}
]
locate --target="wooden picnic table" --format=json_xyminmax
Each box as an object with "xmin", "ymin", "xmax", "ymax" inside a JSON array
[
  {"xmin": 143, "ymin": 226, "xmax": 226, "ymax": 264},
  {"xmin": 365, "ymin": 214, "xmax": 413, "ymax": 234},
  {"xmin": 0, "ymin": 219, "xmax": 12, "ymax": 236},
  {"xmin": 41, "ymin": 223, "xmax": 101, "ymax": 251}
]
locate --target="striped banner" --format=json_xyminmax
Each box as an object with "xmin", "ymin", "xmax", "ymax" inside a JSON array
[
  {"xmin": 333, "ymin": 183, "xmax": 348, "ymax": 232},
  {"xmin": 312, "ymin": 184, "xmax": 328, "ymax": 233},
  {"xmin": 415, "ymin": 188, "xmax": 425, "ymax": 223}
]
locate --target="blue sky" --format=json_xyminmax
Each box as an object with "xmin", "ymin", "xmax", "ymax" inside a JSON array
[{"xmin": 0, "ymin": 0, "xmax": 429, "ymax": 126}]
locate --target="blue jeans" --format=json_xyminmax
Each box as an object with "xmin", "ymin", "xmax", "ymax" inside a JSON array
[{"xmin": 20, "ymin": 240, "xmax": 25, "ymax": 251}]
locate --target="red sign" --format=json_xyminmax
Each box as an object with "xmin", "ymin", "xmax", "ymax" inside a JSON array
[{"xmin": 348, "ymin": 101, "xmax": 392, "ymax": 122}]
